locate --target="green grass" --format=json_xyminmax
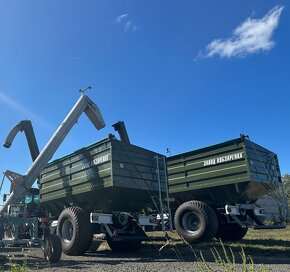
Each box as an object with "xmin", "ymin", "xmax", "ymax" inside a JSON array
[
  {"xmin": 146, "ymin": 225, "xmax": 290, "ymax": 259},
  {"xmin": 0, "ymin": 256, "xmax": 28, "ymax": 272},
  {"xmin": 1, "ymin": 227, "xmax": 289, "ymax": 271},
  {"xmin": 193, "ymin": 241, "xmax": 267, "ymax": 272},
  {"xmin": 8, "ymin": 258, "xmax": 28, "ymax": 272},
  {"xmin": 145, "ymin": 227, "xmax": 290, "ymax": 271}
]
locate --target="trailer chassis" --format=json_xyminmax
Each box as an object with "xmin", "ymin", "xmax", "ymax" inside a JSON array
[{"xmin": 222, "ymin": 203, "xmax": 286, "ymax": 230}]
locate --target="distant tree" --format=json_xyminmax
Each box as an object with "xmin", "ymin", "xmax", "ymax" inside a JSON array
[
  {"xmin": 282, "ymin": 173, "xmax": 290, "ymax": 196},
  {"xmin": 282, "ymin": 173, "xmax": 290, "ymax": 222},
  {"xmin": 263, "ymin": 173, "xmax": 290, "ymax": 223}
]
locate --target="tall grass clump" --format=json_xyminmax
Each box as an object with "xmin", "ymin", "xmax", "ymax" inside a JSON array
[
  {"xmin": 193, "ymin": 240, "xmax": 266, "ymax": 272},
  {"xmin": 9, "ymin": 258, "xmax": 28, "ymax": 272},
  {"xmin": 0, "ymin": 256, "xmax": 28, "ymax": 272}
]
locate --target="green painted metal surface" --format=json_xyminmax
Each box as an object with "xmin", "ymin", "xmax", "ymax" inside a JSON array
[
  {"xmin": 167, "ymin": 136, "xmax": 282, "ymax": 208},
  {"xmin": 39, "ymin": 137, "xmax": 166, "ymax": 218}
]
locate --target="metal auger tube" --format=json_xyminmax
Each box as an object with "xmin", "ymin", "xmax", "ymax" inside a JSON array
[{"xmin": 0, "ymin": 94, "xmax": 105, "ymax": 214}]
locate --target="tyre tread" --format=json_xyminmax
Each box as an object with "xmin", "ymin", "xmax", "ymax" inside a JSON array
[
  {"xmin": 44, "ymin": 234, "xmax": 62, "ymax": 263},
  {"xmin": 174, "ymin": 200, "xmax": 218, "ymax": 244},
  {"xmin": 57, "ymin": 206, "xmax": 92, "ymax": 255}
]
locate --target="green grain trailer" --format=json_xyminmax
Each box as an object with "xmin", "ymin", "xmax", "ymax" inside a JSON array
[
  {"xmin": 167, "ymin": 135, "xmax": 285, "ymax": 244},
  {"xmin": 40, "ymin": 135, "xmax": 167, "ymax": 255}
]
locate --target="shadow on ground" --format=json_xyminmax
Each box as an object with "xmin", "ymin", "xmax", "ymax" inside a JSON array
[{"xmin": 1, "ymin": 236, "xmax": 290, "ymax": 270}]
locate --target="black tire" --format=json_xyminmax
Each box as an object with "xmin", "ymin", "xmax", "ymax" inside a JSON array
[
  {"xmin": 216, "ymin": 223, "xmax": 248, "ymax": 242},
  {"xmin": 43, "ymin": 234, "xmax": 62, "ymax": 263},
  {"xmin": 57, "ymin": 206, "xmax": 93, "ymax": 255},
  {"xmin": 106, "ymin": 236, "xmax": 142, "ymax": 252},
  {"xmin": 174, "ymin": 201, "xmax": 218, "ymax": 244}
]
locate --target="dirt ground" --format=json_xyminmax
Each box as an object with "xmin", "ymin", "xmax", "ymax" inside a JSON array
[{"xmin": 1, "ymin": 233, "xmax": 290, "ymax": 272}]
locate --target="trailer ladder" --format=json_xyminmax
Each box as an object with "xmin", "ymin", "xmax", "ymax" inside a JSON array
[{"xmin": 151, "ymin": 156, "xmax": 173, "ymax": 231}]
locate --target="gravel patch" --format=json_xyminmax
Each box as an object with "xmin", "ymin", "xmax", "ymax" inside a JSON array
[{"xmin": 1, "ymin": 241, "xmax": 290, "ymax": 272}]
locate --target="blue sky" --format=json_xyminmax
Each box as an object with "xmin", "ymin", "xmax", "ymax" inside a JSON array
[{"xmin": 0, "ymin": 1, "xmax": 289, "ymax": 198}]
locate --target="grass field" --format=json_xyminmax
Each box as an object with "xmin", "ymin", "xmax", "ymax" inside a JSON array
[
  {"xmin": 145, "ymin": 226, "xmax": 290, "ymax": 263},
  {"xmin": 238, "ymin": 227, "xmax": 290, "ymax": 257},
  {"xmin": 0, "ymin": 226, "xmax": 289, "ymax": 271}
]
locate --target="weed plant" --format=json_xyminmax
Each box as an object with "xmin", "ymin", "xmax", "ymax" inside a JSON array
[
  {"xmin": 0, "ymin": 256, "xmax": 28, "ymax": 272},
  {"xmin": 192, "ymin": 240, "xmax": 266, "ymax": 272}
]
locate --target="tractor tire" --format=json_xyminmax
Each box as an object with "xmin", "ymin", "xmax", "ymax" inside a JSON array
[
  {"xmin": 57, "ymin": 206, "xmax": 93, "ymax": 255},
  {"xmin": 174, "ymin": 200, "xmax": 218, "ymax": 244},
  {"xmin": 43, "ymin": 234, "xmax": 62, "ymax": 263},
  {"xmin": 216, "ymin": 223, "xmax": 248, "ymax": 242}
]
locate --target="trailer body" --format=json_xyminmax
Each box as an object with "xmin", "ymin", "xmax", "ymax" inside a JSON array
[
  {"xmin": 40, "ymin": 136, "xmax": 167, "ymax": 218},
  {"xmin": 167, "ymin": 136, "xmax": 282, "ymax": 209},
  {"xmin": 168, "ymin": 136, "xmax": 285, "ymax": 244}
]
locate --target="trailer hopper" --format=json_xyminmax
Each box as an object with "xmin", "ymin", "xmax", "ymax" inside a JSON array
[
  {"xmin": 167, "ymin": 135, "xmax": 284, "ymax": 245},
  {"xmin": 168, "ymin": 136, "xmax": 282, "ymax": 208},
  {"xmin": 40, "ymin": 136, "xmax": 167, "ymax": 218}
]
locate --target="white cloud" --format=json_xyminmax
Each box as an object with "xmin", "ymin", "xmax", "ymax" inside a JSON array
[
  {"xmin": 115, "ymin": 14, "xmax": 128, "ymax": 23},
  {"xmin": 124, "ymin": 21, "xmax": 132, "ymax": 32},
  {"xmin": 115, "ymin": 13, "xmax": 137, "ymax": 32},
  {"xmin": 197, "ymin": 5, "xmax": 284, "ymax": 59}
]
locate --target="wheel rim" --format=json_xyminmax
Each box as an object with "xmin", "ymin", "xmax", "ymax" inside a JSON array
[
  {"xmin": 181, "ymin": 211, "xmax": 201, "ymax": 233},
  {"xmin": 61, "ymin": 219, "xmax": 73, "ymax": 243}
]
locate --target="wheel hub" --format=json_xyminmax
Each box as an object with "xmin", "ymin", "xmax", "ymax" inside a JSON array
[
  {"xmin": 61, "ymin": 219, "xmax": 73, "ymax": 243},
  {"xmin": 181, "ymin": 212, "xmax": 201, "ymax": 233}
]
